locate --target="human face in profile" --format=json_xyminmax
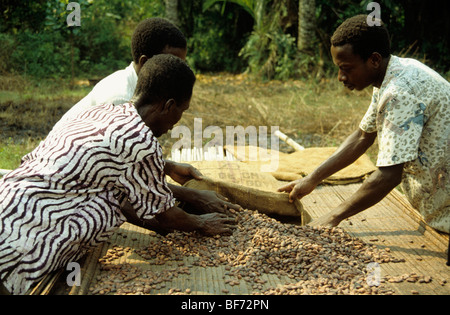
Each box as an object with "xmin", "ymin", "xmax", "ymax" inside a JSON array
[
  {"xmin": 157, "ymin": 98, "xmax": 190, "ymax": 137},
  {"xmin": 141, "ymin": 98, "xmax": 190, "ymax": 138},
  {"xmin": 331, "ymin": 44, "xmax": 382, "ymax": 91}
]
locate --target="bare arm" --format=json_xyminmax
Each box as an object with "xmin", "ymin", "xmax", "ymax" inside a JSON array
[
  {"xmin": 311, "ymin": 163, "xmax": 404, "ymax": 227},
  {"xmin": 278, "ymin": 128, "xmax": 377, "ymax": 202},
  {"xmin": 168, "ymin": 183, "xmax": 242, "ymax": 213},
  {"xmin": 163, "ymin": 161, "xmax": 241, "ymax": 213},
  {"xmin": 164, "ymin": 160, "xmax": 203, "ymax": 185},
  {"xmin": 154, "ymin": 206, "xmax": 235, "ymax": 235},
  {"xmin": 120, "ymin": 199, "xmax": 235, "ymax": 236},
  {"xmin": 309, "ymin": 128, "xmax": 377, "ymax": 183},
  {"xmin": 120, "ymin": 199, "xmax": 171, "ymax": 235}
]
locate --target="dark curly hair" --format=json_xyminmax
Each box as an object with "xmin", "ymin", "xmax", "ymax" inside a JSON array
[
  {"xmin": 131, "ymin": 18, "xmax": 187, "ymax": 64},
  {"xmin": 331, "ymin": 14, "xmax": 391, "ymax": 60},
  {"xmin": 134, "ymin": 54, "xmax": 196, "ymax": 107}
]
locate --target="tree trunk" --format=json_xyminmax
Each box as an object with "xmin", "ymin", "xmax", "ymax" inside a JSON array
[
  {"xmin": 297, "ymin": 0, "xmax": 316, "ymax": 54},
  {"xmin": 165, "ymin": 0, "xmax": 180, "ymax": 26}
]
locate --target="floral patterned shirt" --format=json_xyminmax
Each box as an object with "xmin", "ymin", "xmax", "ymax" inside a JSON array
[{"xmin": 360, "ymin": 55, "xmax": 449, "ymax": 233}]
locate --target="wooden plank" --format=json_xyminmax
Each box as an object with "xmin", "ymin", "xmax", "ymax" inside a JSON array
[{"xmin": 27, "ymin": 270, "xmax": 64, "ymax": 295}]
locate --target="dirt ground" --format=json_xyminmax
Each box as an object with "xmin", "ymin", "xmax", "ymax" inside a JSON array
[
  {"xmin": 0, "ymin": 73, "xmax": 377, "ymax": 162},
  {"xmin": 0, "ymin": 98, "xmax": 75, "ymax": 140},
  {"xmin": 0, "ymin": 74, "xmax": 82, "ymax": 142}
]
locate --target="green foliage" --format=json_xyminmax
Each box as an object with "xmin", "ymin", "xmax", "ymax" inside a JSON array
[
  {"xmin": 240, "ymin": 23, "xmax": 299, "ymax": 80},
  {"xmin": 0, "ymin": 33, "xmax": 16, "ymax": 73},
  {"xmin": 11, "ymin": 30, "xmax": 74, "ymax": 78},
  {"xmin": 237, "ymin": 0, "xmax": 450, "ymax": 80},
  {"xmin": 187, "ymin": 18, "xmax": 245, "ymax": 73},
  {"xmin": 0, "ymin": 0, "xmax": 448, "ymax": 80},
  {"xmin": 238, "ymin": 0, "xmax": 306, "ymax": 80},
  {"xmin": 203, "ymin": 0, "xmax": 258, "ymax": 19},
  {"xmin": 0, "ymin": 138, "xmax": 38, "ymax": 170},
  {"xmin": 0, "ymin": 0, "xmax": 164, "ymax": 78},
  {"xmin": 180, "ymin": 0, "xmax": 252, "ymax": 73},
  {"xmin": 0, "ymin": 0, "xmax": 48, "ymax": 33},
  {"xmin": 73, "ymin": 16, "xmax": 129, "ymax": 76},
  {"xmin": 316, "ymin": 0, "xmax": 450, "ymax": 75}
]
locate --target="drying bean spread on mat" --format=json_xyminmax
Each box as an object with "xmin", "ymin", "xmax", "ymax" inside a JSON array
[{"xmin": 88, "ymin": 207, "xmax": 412, "ymax": 295}]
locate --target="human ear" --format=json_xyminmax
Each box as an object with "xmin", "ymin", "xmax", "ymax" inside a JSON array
[
  {"xmin": 368, "ymin": 52, "xmax": 382, "ymax": 69},
  {"xmin": 162, "ymin": 99, "xmax": 176, "ymax": 114},
  {"xmin": 136, "ymin": 55, "xmax": 149, "ymax": 74}
]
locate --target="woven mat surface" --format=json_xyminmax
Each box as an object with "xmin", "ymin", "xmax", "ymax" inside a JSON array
[
  {"xmin": 65, "ymin": 183, "xmax": 448, "ymax": 295},
  {"xmin": 301, "ymin": 184, "xmax": 449, "ymax": 295},
  {"xmin": 68, "ymin": 222, "xmax": 300, "ymax": 295}
]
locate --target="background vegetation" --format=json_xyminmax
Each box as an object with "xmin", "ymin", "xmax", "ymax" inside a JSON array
[
  {"xmin": 1, "ymin": 0, "xmax": 449, "ymax": 80},
  {"xmin": 0, "ymin": 1, "xmax": 449, "ymax": 169}
]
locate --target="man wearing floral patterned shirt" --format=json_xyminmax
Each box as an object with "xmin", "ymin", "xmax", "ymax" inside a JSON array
[{"xmin": 279, "ymin": 15, "xmax": 449, "ymax": 233}]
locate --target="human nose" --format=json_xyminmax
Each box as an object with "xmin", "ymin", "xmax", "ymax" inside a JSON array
[{"xmin": 338, "ymin": 70, "xmax": 347, "ymax": 82}]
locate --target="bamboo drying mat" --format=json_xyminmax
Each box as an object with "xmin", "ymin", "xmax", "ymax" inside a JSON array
[
  {"xmin": 301, "ymin": 183, "xmax": 449, "ymax": 295},
  {"xmin": 67, "ymin": 222, "xmax": 300, "ymax": 295},
  {"xmin": 65, "ymin": 182, "xmax": 448, "ymax": 296}
]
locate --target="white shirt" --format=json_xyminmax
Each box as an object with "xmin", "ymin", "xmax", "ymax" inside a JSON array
[{"xmin": 56, "ymin": 62, "xmax": 138, "ymax": 127}]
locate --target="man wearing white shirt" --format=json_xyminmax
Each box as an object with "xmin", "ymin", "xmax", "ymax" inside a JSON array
[
  {"xmin": 57, "ymin": 18, "xmax": 241, "ymax": 217},
  {"xmin": 57, "ymin": 18, "xmax": 188, "ymax": 123}
]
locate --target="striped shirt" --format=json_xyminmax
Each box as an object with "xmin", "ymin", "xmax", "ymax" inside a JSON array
[{"xmin": 0, "ymin": 102, "xmax": 174, "ymax": 294}]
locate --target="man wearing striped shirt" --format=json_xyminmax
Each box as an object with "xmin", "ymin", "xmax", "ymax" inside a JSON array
[{"xmin": 0, "ymin": 55, "xmax": 235, "ymax": 295}]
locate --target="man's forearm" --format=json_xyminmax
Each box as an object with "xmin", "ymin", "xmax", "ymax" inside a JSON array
[
  {"xmin": 163, "ymin": 159, "xmax": 174, "ymax": 174},
  {"xmin": 168, "ymin": 183, "xmax": 198, "ymax": 203},
  {"xmin": 330, "ymin": 164, "xmax": 404, "ymax": 223},
  {"xmin": 120, "ymin": 199, "xmax": 172, "ymax": 235},
  {"xmin": 310, "ymin": 128, "xmax": 377, "ymax": 183},
  {"xmin": 155, "ymin": 206, "xmax": 204, "ymax": 232}
]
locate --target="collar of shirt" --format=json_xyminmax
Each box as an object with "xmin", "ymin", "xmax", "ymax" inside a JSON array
[
  {"xmin": 379, "ymin": 55, "xmax": 400, "ymax": 90},
  {"xmin": 127, "ymin": 62, "xmax": 138, "ymax": 97},
  {"xmin": 372, "ymin": 55, "xmax": 399, "ymax": 103}
]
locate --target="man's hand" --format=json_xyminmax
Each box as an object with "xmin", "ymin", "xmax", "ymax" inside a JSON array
[
  {"xmin": 168, "ymin": 183, "xmax": 243, "ymax": 214},
  {"xmin": 307, "ymin": 164, "xmax": 404, "ymax": 228},
  {"xmin": 154, "ymin": 206, "xmax": 236, "ymax": 236},
  {"xmin": 164, "ymin": 160, "xmax": 203, "ymax": 185},
  {"xmin": 197, "ymin": 213, "xmax": 236, "ymax": 236},
  {"xmin": 278, "ymin": 176, "xmax": 318, "ymax": 203},
  {"xmin": 190, "ymin": 190, "xmax": 242, "ymax": 214},
  {"xmin": 307, "ymin": 213, "xmax": 340, "ymax": 228},
  {"xmin": 278, "ymin": 129, "xmax": 377, "ymax": 203}
]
